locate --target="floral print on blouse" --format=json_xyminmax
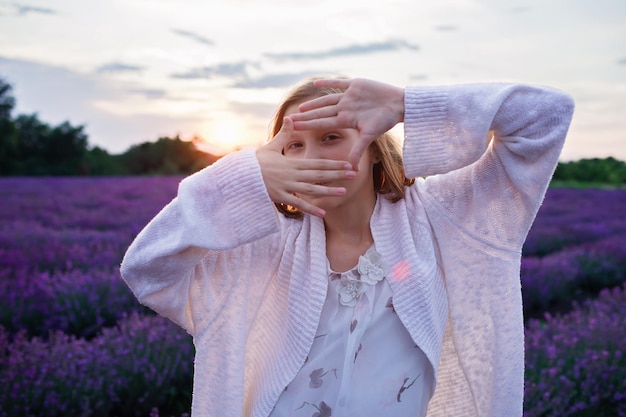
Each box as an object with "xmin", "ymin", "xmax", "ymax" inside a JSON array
[{"xmin": 269, "ymin": 245, "xmax": 434, "ymax": 417}]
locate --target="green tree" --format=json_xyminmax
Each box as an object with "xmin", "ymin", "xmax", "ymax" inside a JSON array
[
  {"xmin": 11, "ymin": 114, "xmax": 89, "ymax": 175},
  {"xmin": 1, "ymin": 75, "xmax": 216, "ymax": 176},
  {"xmin": 0, "ymin": 77, "xmax": 18, "ymax": 174},
  {"xmin": 554, "ymin": 157, "xmax": 626, "ymax": 185},
  {"xmin": 120, "ymin": 135, "xmax": 213, "ymax": 175},
  {"xmin": 12, "ymin": 113, "xmax": 50, "ymax": 175},
  {"xmin": 44, "ymin": 121, "xmax": 88, "ymax": 175},
  {"xmin": 0, "ymin": 77, "xmax": 14, "ymax": 119},
  {"xmin": 84, "ymin": 146, "xmax": 126, "ymax": 175}
]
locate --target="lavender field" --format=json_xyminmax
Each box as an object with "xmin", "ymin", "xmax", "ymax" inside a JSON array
[{"xmin": 1, "ymin": 177, "xmax": 625, "ymax": 417}]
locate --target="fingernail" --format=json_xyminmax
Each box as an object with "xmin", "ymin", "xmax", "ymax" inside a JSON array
[
  {"xmin": 317, "ymin": 209, "xmax": 326, "ymax": 217},
  {"xmin": 335, "ymin": 187, "xmax": 346, "ymax": 195},
  {"xmin": 345, "ymin": 171, "xmax": 356, "ymax": 179},
  {"xmin": 343, "ymin": 163, "xmax": 352, "ymax": 170}
]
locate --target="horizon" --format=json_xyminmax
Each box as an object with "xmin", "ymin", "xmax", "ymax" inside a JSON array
[{"xmin": 1, "ymin": 0, "xmax": 625, "ymax": 161}]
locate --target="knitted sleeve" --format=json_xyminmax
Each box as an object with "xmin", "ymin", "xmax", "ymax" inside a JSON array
[
  {"xmin": 120, "ymin": 149, "xmax": 282, "ymax": 335},
  {"xmin": 403, "ymin": 83, "xmax": 574, "ymax": 251},
  {"xmin": 401, "ymin": 85, "xmax": 573, "ymax": 417}
]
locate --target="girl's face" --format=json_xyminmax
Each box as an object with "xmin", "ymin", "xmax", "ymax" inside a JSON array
[{"xmin": 282, "ymin": 103, "xmax": 378, "ymax": 213}]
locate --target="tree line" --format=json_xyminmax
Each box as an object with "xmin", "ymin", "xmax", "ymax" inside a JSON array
[
  {"xmin": 1, "ymin": 76, "xmax": 625, "ymax": 182},
  {"xmin": 0, "ymin": 77, "xmax": 217, "ymax": 176},
  {"xmin": 553, "ymin": 157, "xmax": 626, "ymax": 186}
]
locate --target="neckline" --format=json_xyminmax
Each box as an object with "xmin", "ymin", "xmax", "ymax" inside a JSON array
[{"xmin": 327, "ymin": 243, "xmax": 376, "ymax": 275}]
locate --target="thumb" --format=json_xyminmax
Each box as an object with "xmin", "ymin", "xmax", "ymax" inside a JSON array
[
  {"xmin": 348, "ymin": 134, "xmax": 377, "ymax": 171},
  {"xmin": 267, "ymin": 116, "xmax": 294, "ymax": 152}
]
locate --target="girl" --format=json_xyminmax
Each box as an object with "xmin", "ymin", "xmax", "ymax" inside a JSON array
[{"xmin": 121, "ymin": 77, "xmax": 574, "ymax": 417}]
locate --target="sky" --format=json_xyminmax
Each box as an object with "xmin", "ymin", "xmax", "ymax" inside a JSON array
[{"xmin": 0, "ymin": 0, "xmax": 624, "ymax": 161}]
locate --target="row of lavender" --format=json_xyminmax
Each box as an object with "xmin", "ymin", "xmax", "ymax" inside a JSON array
[
  {"xmin": 1, "ymin": 177, "xmax": 625, "ymax": 416},
  {"xmin": 0, "ymin": 177, "xmax": 191, "ymax": 417},
  {"xmin": 522, "ymin": 187, "xmax": 626, "ymax": 416}
]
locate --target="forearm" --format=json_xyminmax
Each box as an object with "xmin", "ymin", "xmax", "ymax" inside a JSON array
[
  {"xmin": 403, "ymin": 83, "xmax": 574, "ymax": 179},
  {"xmin": 403, "ymin": 83, "xmax": 574, "ymax": 250},
  {"xmin": 120, "ymin": 150, "xmax": 280, "ymax": 331}
]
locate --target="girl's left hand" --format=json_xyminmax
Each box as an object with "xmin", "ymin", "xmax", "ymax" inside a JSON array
[{"xmin": 290, "ymin": 78, "xmax": 405, "ymax": 170}]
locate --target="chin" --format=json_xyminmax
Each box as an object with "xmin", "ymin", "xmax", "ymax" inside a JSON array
[{"xmin": 301, "ymin": 196, "xmax": 342, "ymax": 212}]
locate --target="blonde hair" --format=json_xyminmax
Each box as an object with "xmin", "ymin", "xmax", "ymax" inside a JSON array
[{"xmin": 269, "ymin": 76, "xmax": 414, "ymax": 218}]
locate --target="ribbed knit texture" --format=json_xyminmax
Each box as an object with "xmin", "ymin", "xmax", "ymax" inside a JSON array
[{"xmin": 120, "ymin": 83, "xmax": 574, "ymax": 417}]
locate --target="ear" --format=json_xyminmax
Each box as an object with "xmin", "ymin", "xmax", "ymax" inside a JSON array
[{"xmin": 370, "ymin": 149, "xmax": 381, "ymax": 164}]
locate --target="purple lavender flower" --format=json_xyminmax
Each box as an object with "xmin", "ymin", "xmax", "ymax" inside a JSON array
[{"xmin": 1, "ymin": 178, "xmax": 625, "ymax": 416}]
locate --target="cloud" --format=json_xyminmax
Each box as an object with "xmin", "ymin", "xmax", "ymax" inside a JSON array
[
  {"xmin": 434, "ymin": 25, "xmax": 457, "ymax": 32},
  {"xmin": 172, "ymin": 60, "xmax": 325, "ymax": 88},
  {"xmin": 264, "ymin": 40, "xmax": 419, "ymax": 62},
  {"xmin": 0, "ymin": 55, "xmax": 120, "ymax": 131},
  {"xmin": 0, "ymin": 56, "xmax": 205, "ymax": 153},
  {"xmin": 127, "ymin": 88, "xmax": 167, "ymax": 99},
  {"xmin": 509, "ymin": 6, "xmax": 532, "ymax": 13},
  {"xmin": 618, "ymin": 58, "xmax": 626, "ymax": 65},
  {"xmin": 96, "ymin": 62, "xmax": 144, "ymax": 74},
  {"xmin": 171, "ymin": 61, "xmax": 255, "ymax": 80},
  {"xmin": 229, "ymin": 101, "xmax": 277, "ymax": 120},
  {"xmin": 232, "ymin": 71, "xmax": 325, "ymax": 89},
  {"xmin": 409, "ymin": 74, "xmax": 428, "ymax": 81},
  {"xmin": 12, "ymin": 3, "xmax": 56, "ymax": 16},
  {"xmin": 0, "ymin": 56, "xmax": 114, "ymax": 112},
  {"xmin": 171, "ymin": 29, "xmax": 214, "ymax": 46}
]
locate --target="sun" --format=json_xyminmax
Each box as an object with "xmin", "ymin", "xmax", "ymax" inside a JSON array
[{"xmin": 194, "ymin": 113, "xmax": 256, "ymax": 155}]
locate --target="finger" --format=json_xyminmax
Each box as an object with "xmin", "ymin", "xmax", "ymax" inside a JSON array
[
  {"xmin": 347, "ymin": 136, "xmax": 377, "ymax": 171},
  {"xmin": 281, "ymin": 194, "xmax": 326, "ymax": 218},
  {"xmin": 292, "ymin": 182, "xmax": 347, "ymax": 197},
  {"xmin": 292, "ymin": 106, "xmax": 359, "ymax": 131},
  {"xmin": 293, "ymin": 167, "xmax": 356, "ymax": 185},
  {"xmin": 292, "ymin": 118, "xmax": 340, "ymax": 132},
  {"xmin": 294, "ymin": 158, "xmax": 353, "ymax": 171},
  {"xmin": 285, "ymin": 183, "xmax": 349, "ymax": 218},
  {"xmin": 291, "ymin": 105, "xmax": 337, "ymax": 122},
  {"xmin": 296, "ymin": 94, "xmax": 341, "ymax": 113},
  {"xmin": 266, "ymin": 116, "xmax": 294, "ymax": 151},
  {"xmin": 294, "ymin": 114, "xmax": 358, "ymax": 131},
  {"xmin": 313, "ymin": 78, "xmax": 352, "ymax": 90}
]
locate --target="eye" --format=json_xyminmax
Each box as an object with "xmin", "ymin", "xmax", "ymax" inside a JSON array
[
  {"xmin": 322, "ymin": 133, "xmax": 341, "ymax": 142},
  {"xmin": 284, "ymin": 141, "xmax": 303, "ymax": 153}
]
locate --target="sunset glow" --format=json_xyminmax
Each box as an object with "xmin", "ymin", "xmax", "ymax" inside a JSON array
[
  {"xmin": 196, "ymin": 114, "xmax": 254, "ymax": 155},
  {"xmin": 1, "ymin": 0, "xmax": 624, "ymax": 160}
]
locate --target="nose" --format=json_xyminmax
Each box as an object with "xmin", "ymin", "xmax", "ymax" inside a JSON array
[{"xmin": 302, "ymin": 144, "xmax": 320, "ymax": 160}]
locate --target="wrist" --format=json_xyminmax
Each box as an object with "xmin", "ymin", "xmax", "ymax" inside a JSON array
[{"xmin": 396, "ymin": 87, "xmax": 405, "ymax": 123}]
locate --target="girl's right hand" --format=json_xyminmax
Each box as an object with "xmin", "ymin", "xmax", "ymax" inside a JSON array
[{"xmin": 256, "ymin": 116, "xmax": 355, "ymax": 218}]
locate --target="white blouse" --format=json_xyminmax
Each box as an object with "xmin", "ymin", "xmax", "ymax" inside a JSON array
[{"xmin": 269, "ymin": 245, "xmax": 434, "ymax": 417}]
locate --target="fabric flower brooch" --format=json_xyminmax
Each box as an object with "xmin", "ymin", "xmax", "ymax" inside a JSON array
[{"xmin": 336, "ymin": 249, "xmax": 386, "ymax": 307}]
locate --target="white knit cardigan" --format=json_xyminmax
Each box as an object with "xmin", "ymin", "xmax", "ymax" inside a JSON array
[{"xmin": 121, "ymin": 83, "xmax": 574, "ymax": 417}]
